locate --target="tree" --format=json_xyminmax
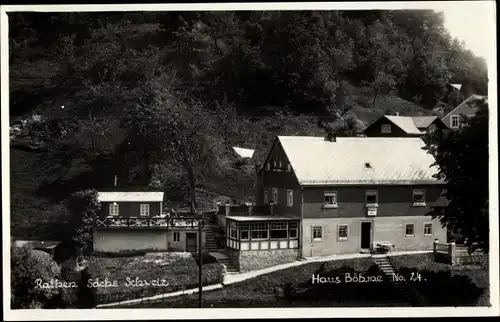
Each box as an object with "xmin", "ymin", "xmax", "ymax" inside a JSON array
[
  {"xmin": 11, "ymin": 245, "xmax": 61, "ymax": 309},
  {"xmin": 67, "ymin": 189, "xmax": 99, "ymax": 256},
  {"xmin": 124, "ymin": 77, "xmax": 231, "ymax": 213},
  {"xmin": 424, "ymin": 100, "xmax": 489, "ymax": 252}
]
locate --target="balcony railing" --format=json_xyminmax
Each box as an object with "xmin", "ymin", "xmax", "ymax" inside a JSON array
[{"xmin": 95, "ymin": 217, "xmax": 200, "ymax": 229}]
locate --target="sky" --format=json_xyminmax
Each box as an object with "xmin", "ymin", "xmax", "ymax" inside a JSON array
[{"xmin": 439, "ymin": 1, "xmax": 496, "ymax": 67}]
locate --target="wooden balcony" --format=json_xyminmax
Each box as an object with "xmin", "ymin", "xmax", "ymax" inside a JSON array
[{"xmin": 95, "ymin": 217, "xmax": 201, "ymax": 230}]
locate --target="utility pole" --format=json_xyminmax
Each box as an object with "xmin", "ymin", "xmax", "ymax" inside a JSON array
[{"xmin": 198, "ymin": 214, "xmax": 204, "ymax": 308}]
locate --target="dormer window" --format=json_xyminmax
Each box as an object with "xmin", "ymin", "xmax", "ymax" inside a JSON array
[{"xmin": 381, "ymin": 124, "xmax": 392, "ymax": 133}]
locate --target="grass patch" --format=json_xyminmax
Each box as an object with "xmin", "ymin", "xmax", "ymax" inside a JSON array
[
  {"xmin": 389, "ymin": 253, "xmax": 490, "ymax": 306},
  {"xmin": 116, "ymin": 257, "xmax": 409, "ymax": 308},
  {"xmin": 88, "ymin": 252, "xmax": 223, "ymax": 304}
]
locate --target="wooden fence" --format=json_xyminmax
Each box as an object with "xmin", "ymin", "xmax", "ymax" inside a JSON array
[{"xmin": 433, "ymin": 240, "xmax": 487, "ymax": 266}]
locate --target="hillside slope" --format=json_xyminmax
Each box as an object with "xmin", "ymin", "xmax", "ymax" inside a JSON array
[{"xmin": 8, "ymin": 11, "xmax": 487, "ymax": 240}]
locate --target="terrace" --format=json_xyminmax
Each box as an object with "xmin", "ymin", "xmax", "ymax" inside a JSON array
[{"xmin": 95, "ymin": 214, "xmax": 202, "ymax": 230}]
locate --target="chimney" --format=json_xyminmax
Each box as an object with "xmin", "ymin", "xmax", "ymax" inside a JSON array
[
  {"xmin": 114, "ymin": 175, "xmax": 118, "ymax": 188},
  {"xmin": 326, "ymin": 132, "xmax": 337, "ymax": 142}
]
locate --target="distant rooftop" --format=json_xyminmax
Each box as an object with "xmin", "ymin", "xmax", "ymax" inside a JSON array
[
  {"xmin": 384, "ymin": 115, "xmax": 423, "ymax": 135},
  {"xmin": 411, "ymin": 116, "xmax": 439, "ymax": 129},
  {"xmin": 232, "ymin": 147, "xmax": 255, "ymax": 159},
  {"xmin": 13, "ymin": 240, "xmax": 61, "ymax": 249}
]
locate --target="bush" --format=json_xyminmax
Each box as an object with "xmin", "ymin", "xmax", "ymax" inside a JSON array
[{"xmin": 11, "ymin": 245, "xmax": 61, "ymax": 309}]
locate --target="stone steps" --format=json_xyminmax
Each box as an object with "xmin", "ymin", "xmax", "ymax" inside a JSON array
[
  {"xmin": 372, "ymin": 256, "xmax": 427, "ymax": 306},
  {"xmin": 217, "ymin": 258, "xmax": 239, "ymax": 273}
]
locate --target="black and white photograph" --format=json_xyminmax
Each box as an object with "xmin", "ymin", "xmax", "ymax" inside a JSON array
[{"xmin": 1, "ymin": 1, "xmax": 498, "ymax": 319}]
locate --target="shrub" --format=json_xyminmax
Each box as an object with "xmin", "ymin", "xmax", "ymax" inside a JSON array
[
  {"xmin": 67, "ymin": 189, "xmax": 99, "ymax": 256},
  {"xmin": 11, "ymin": 245, "xmax": 61, "ymax": 309}
]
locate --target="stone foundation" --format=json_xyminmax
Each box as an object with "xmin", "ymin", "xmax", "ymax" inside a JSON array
[{"xmin": 230, "ymin": 248, "xmax": 299, "ymax": 273}]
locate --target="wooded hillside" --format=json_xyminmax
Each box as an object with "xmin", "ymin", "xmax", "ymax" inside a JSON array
[{"xmin": 8, "ymin": 11, "xmax": 488, "ymax": 239}]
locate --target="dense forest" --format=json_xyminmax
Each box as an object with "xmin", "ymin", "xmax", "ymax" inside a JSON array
[{"xmin": 8, "ymin": 11, "xmax": 488, "ymax": 240}]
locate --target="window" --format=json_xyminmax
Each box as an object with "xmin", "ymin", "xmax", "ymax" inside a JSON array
[
  {"xmin": 451, "ymin": 115, "xmax": 460, "ymax": 128},
  {"xmin": 270, "ymin": 222, "xmax": 288, "ymax": 239},
  {"xmin": 266, "ymin": 163, "xmax": 270, "ymax": 171},
  {"xmin": 365, "ymin": 190, "xmax": 378, "ymax": 205},
  {"xmin": 272, "ymin": 188, "xmax": 278, "ymax": 204},
  {"xmin": 273, "ymin": 161, "xmax": 277, "ymax": 170},
  {"xmin": 239, "ymin": 223, "xmax": 249, "ymax": 240},
  {"xmin": 140, "ymin": 204, "xmax": 150, "ymax": 216},
  {"xmin": 413, "ymin": 189, "xmax": 426, "ymax": 206},
  {"xmin": 381, "ymin": 124, "xmax": 392, "ymax": 133},
  {"xmin": 324, "ymin": 191, "xmax": 338, "ymax": 208},
  {"xmin": 251, "ymin": 223, "xmax": 269, "ymax": 240},
  {"xmin": 428, "ymin": 124, "xmax": 437, "ymax": 133},
  {"xmin": 312, "ymin": 226, "xmax": 322, "ymax": 241},
  {"xmin": 287, "ymin": 190, "xmax": 293, "ymax": 207},
  {"xmin": 279, "ymin": 161, "xmax": 282, "ymax": 169},
  {"xmin": 405, "ymin": 224, "xmax": 415, "ymax": 236},
  {"xmin": 263, "ymin": 190, "xmax": 269, "ymax": 204},
  {"xmin": 287, "ymin": 164, "xmax": 292, "ymax": 172},
  {"xmin": 109, "ymin": 203, "xmax": 119, "ymax": 216},
  {"xmin": 338, "ymin": 225, "xmax": 348, "ymax": 241},
  {"xmin": 173, "ymin": 232, "xmax": 180, "ymax": 243},
  {"xmin": 424, "ymin": 223, "xmax": 432, "ymax": 236},
  {"xmin": 229, "ymin": 222, "xmax": 237, "ymax": 239},
  {"xmin": 289, "ymin": 222, "xmax": 298, "ymax": 239}
]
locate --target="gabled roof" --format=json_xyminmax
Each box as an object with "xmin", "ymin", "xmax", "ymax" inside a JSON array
[
  {"xmin": 97, "ymin": 191, "xmax": 164, "ymax": 202},
  {"xmin": 411, "ymin": 116, "xmax": 439, "ymax": 129},
  {"xmin": 384, "ymin": 115, "xmax": 423, "ymax": 135},
  {"xmin": 442, "ymin": 95, "xmax": 488, "ymax": 120},
  {"xmin": 232, "ymin": 147, "xmax": 255, "ymax": 159},
  {"xmin": 449, "ymin": 84, "xmax": 462, "ymax": 91},
  {"xmin": 277, "ymin": 136, "xmax": 443, "ymax": 186}
]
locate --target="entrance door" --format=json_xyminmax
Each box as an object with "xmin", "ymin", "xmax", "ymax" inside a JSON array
[
  {"xmin": 361, "ymin": 222, "xmax": 372, "ymax": 249},
  {"xmin": 186, "ymin": 233, "xmax": 198, "ymax": 252}
]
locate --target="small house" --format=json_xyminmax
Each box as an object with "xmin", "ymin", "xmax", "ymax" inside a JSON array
[
  {"xmin": 93, "ymin": 191, "xmax": 205, "ymax": 253},
  {"xmin": 364, "ymin": 114, "xmax": 446, "ymax": 137},
  {"xmin": 441, "ymin": 95, "xmax": 488, "ymax": 129}
]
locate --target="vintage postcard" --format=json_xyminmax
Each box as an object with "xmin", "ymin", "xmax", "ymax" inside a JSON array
[{"xmin": 2, "ymin": 1, "xmax": 498, "ymax": 320}]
